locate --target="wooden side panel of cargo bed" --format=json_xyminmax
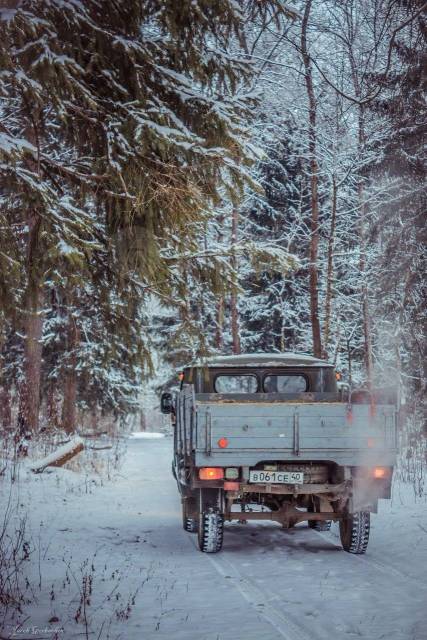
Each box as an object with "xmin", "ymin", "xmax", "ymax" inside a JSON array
[{"xmin": 196, "ymin": 403, "xmax": 395, "ymax": 454}]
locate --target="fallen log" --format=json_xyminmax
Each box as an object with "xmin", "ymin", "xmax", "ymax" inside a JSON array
[
  {"xmin": 78, "ymin": 430, "xmax": 108, "ymax": 438},
  {"xmin": 31, "ymin": 437, "xmax": 84, "ymax": 473},
  {"xmin": 87, "ymin": 444, "xmax": 113, "ymax": 451}
]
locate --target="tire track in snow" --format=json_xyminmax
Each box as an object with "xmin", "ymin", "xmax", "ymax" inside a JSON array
[
  {"xmin": 207, "ymin": 553, "xmax": 310, "ymax": 640},
  {"xmin": 315, "ymin": 530, "xmax": 427, "ymax": 590},
  {"xmin": 358, "ymin": 553, "xmax": 427, "ymax": 589},
  {"xmin": 187, "ymin": 535, "xmax": 324, "ymax": 640},
  {"xmin": 237, "ymin": 522, "xmax": 426, "ymax": 595}
]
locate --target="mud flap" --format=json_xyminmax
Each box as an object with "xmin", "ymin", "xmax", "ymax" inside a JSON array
[{"xmin": 350, "ymin": 478, "xmax": 381, "ymax": 513}]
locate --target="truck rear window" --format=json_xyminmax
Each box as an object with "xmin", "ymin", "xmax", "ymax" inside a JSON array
[
  {"xmin": 214, "ymin": 375, "xmax": 258, "ymax": 393},
  {"xmin": 263, "ymin": 375, "xmax": 307, "ymax": 393}
]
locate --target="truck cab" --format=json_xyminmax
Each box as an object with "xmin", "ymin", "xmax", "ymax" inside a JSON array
[{"xmin": 180, "ymin": 352, "xmax": 338, "ymax": 394}]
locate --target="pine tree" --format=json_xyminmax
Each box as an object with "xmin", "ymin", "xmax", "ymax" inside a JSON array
[
  {"xmin": 239, "ymin": 122, "xmax": 307, "ymax": 353},
  {"xmin": 371, "ymin": 0, "xmax": 426, "ymax": 430},
  {"xmin": 0, "ymin": 0, "xmax": 283, "ymax": 431}
]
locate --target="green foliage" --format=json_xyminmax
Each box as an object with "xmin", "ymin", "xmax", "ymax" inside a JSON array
[{"xmin": 0, "ymin": 0, "xmax": 282, "ymax": 419}]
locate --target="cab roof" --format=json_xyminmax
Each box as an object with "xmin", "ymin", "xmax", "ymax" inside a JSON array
[{"xmin": 187, "ymin": 352, "xmax": 333, "ymax": 369}]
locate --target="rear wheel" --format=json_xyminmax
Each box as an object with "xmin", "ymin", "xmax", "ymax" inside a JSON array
[
  {"xmin": 339, "ymin": 511, "xmax": 370, "ymax": 554},
  {"xmin": 182, "ymin": 496, "xmax": 198, "ymax": 533},
  {"xmin": 198, "ymin": 511, "xmax": 224, "ymax": 552},
  {"xmin": 308, "ymin": 497, "xmax": 332, "ymax": 531},
  {"xmin": 309, "ymin": 519, "xmax": 332, "ymax": 531},
  {"xmin": 197, "ymin": 488, "xmax": 224, "ymax": 553}
]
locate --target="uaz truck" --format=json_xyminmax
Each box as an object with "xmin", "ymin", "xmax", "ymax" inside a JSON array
[{"xmin": 161, "ymin": 353, "xmax": 397, "ymax": 554}]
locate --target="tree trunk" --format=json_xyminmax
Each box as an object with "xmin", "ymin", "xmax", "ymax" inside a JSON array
[
  {"xmin": 347, "ymin": 42, "xmax": 374, "ymax": 393},
  {"xmin": 230, "ymin": 207, "xmax": 241, "ymax": 354},
  {"xmin": 323, "ymin": 176, "xmax": 337, "ymax": 357},
  {"xmin": 215, "ymin": 212, "xmax": 225, "ymax": 351},
  {"xmin": 140, "ymin": 410, "xmax": 146, "ymax": 432},
  {"xmin": 280, "ymin": 310, "xmax": 286, "ymax": 353},
  {"xmin": 47, "ymin": 382, "xmax": 59, "ymax": 429},
  {"xmin": 90, "ymin": 409, "xmax": 98, "ymax": 432},
  {"xmin": 301, "ymin": 0, "xmax": 322, "ymax": 358},
  {"xmin": 215, "ymin": 296, "xmax": 225, "ymax": 351},
  {"xmin": 359, "ymin": 219, "xmax": 373, "ymax": 393},
  {"xmin": 18, "ymin": 112, "xmax": 44, "ymax": 433},
  {"xmin": 19, "ymin": 282, "xmax": 44, "ymax": 433},
  {"xmin": 62, "ymin": 315, "xmax": 80, "ymax": 434},
  {"xmin": 357, "ymin": 108, "xmax": 373, "ymax": 393},
  {"xmin": 1, "ymin": 384, "xmax": 12, "ymax": 429}
]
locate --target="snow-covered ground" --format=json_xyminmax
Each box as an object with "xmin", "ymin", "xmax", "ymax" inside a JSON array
[{"xmin": 1, "ymin": 436, "xmax": 426, "ymax": 640}]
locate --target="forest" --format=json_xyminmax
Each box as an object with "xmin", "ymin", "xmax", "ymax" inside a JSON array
[
  {"xmin": 0, "ymin": 2, "xmax": 426, "ymax": 638},
  {"xmin": 0, "ymin": 0, "xmax": 425, "ymax": 452}
]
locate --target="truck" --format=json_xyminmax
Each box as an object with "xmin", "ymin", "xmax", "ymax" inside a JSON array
[{"xmin": 160, "ymin": 353, "xmax": 397, "ymax": 554}]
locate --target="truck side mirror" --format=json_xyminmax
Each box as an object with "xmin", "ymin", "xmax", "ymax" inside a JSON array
[{"xmin": 160, "ymin": 392, "xmax": 174, "ymax": 414}]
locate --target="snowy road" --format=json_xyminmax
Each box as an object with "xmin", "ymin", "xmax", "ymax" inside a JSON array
[{"xmin": 9, "ymin": 436, "xmax": 427, "ymax": 640}]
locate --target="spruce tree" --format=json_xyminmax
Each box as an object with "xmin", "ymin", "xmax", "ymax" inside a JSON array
[
  {"xmin": 371, "ymin": 0, "xmax": 426, "ymax": 431},
  {"xmin": 0, "ymin": 0, "xmax": 282, "ymax": 431}
]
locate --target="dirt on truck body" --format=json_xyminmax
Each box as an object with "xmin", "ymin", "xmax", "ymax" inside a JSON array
[{"xmin": 161, "ymin": 353, "xmax": 397, "ymax": 554}]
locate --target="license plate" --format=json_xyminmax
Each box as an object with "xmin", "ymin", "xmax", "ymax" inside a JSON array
[{"xmin": 249, "ymin": 470, "xmax": 304, "ymax": 484}]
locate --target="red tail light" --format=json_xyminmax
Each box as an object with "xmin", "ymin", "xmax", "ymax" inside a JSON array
[
  {"xmin": 199, "ymin": 467, "xmax": 224, "ymax": 480},
  {"xmin": 224, "ymin": 481, "xmax": 240, "ymax": 491},
  {"xmin": 373, "ymin": 467, "xmax": 389, "ymax": 479},
  {"xmin": 217, "ymin": 437, "xmax": 229, "ymax": 449}
]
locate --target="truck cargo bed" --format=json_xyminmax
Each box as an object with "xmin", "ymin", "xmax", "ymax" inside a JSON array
[{"xmin": 175, "ymin": 390, "xmax": 397, "ymax": 467}]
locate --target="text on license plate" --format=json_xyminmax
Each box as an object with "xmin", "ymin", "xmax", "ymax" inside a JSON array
[{"xmin": 249, "ymin": 470, "xmax": 304, "ymax": 484}]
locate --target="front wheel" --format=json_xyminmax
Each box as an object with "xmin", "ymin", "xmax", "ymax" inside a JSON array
[{"xmin": 339, "ymin": 511, "xmax": 370, "ymax": 554}]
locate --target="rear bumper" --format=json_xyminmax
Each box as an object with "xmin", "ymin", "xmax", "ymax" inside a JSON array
[
  {"xmin": 238, "ymin": 481, "xmax": 349, "ymax": 495},
  {"xmin": 190, "ymin": 476, "xmax": 392, "ymax": 512},
  {"xmin": 191, "ymin": 479, "xmax": 350, "ymax": 495},
  {"xmin": 225, "ymin": 510, "xmax": 344, "ymax": 525}
]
